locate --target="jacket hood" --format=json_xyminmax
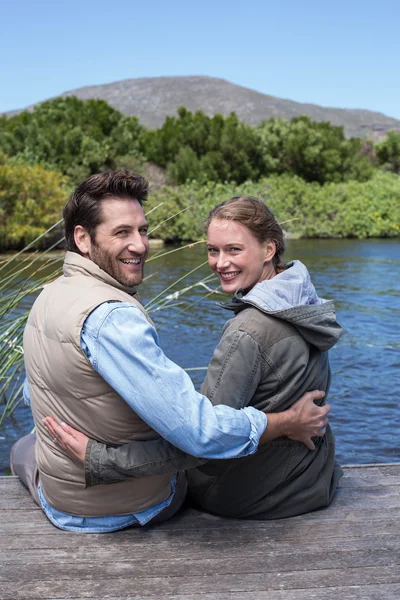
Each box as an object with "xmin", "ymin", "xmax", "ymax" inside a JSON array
[{"xmin": 222, "ymin": 260, "xmax": 342, "ymax": 351}]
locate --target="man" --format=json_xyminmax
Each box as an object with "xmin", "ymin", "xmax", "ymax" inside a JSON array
[{"xmin": 11, "ymin": 170, "xmax": 329, "ymax": 532}]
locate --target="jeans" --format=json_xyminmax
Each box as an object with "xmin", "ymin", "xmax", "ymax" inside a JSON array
[{"xmin": 10, "ymin": 433, "xmax": 187, "ymax": 530}]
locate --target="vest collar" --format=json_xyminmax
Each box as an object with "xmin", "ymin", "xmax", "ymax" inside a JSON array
[{"xmin": 63, "ymin": 251, "xmax": 138, "ymax": 297}]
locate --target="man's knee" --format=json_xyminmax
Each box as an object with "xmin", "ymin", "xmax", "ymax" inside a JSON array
[
  {"xmin": 10, "ymin": 433, "xmax": 40, "ymax": 506},
  {"xmin": 10, "ymin": 433, "xmax": 37, "ymax": 472}
]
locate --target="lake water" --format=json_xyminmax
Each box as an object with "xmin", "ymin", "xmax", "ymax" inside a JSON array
[{"xmin": 1, "ymin": 238, "xmax": 399, "ymax": 473}]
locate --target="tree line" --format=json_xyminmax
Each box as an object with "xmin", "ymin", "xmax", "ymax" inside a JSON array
[{"xmin": 0, "ymin": 96, "xmax": 399, "ymax": 249}]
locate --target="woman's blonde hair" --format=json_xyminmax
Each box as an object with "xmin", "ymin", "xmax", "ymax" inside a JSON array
[{"xmin": 205, "ymin": 196, "xmax": 286, "ymax": 273}]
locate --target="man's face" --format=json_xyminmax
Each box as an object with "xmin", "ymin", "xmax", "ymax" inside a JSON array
[{"xmin": 86, "ymin": 197, "xmax": 149, "ymax": 287}]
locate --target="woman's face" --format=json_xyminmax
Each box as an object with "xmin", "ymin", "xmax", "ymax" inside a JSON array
[{"xmin": 207, "ymin": 218, "xmax": 276, "ymax": 294}]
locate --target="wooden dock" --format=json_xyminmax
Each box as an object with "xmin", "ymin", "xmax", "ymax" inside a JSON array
[{"xmin": 1, "ymin": 464, "xmax": 400, "ymax": 600}]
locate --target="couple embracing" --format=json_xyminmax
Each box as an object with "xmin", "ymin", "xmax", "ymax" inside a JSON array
[{"xmin": 11, "ymin": 170, "xmax": 343, "ymax": 532}]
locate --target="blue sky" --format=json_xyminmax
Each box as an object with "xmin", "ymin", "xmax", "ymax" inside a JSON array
[{"xmin": 1, "ymin": 0, "xmax": 399, "ymax": 119}]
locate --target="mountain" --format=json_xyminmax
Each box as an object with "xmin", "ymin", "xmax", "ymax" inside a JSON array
[{"xmin": 6, "ymin": 76, "xmax": 400, "ymax": 139}]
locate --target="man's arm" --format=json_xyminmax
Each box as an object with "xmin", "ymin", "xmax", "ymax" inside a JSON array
[
  {"xmin": 79, "ymin": 301, "xmax": 267, "ymax": 459},
  {"xmin": 89, "ymin": 309, "xmax": 327, "ymax": 453}
]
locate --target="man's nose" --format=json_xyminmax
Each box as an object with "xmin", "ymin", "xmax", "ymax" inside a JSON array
[{"xmin": 127, "ymin": 233, "xmax": 147, "ymax": 254}]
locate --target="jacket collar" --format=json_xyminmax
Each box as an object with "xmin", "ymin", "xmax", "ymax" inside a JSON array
[{"xmin": 63, "ymin": 251, "xmax": 138, "ymax": 297}]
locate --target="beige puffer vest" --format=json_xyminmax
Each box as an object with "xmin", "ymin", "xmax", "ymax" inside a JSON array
[{"xmin": 24, "ymin": 251, "xmax": 172, "ymax": 516}]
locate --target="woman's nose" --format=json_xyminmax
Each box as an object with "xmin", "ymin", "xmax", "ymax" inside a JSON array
[{"xmin": 216, "ymin": 254, "xmax": 230, "ymax": 269}]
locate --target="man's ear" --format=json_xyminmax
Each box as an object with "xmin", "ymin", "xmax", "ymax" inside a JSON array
[
  {"xmin": 264, "ymin": 240, "xmax": 276, "ymax": 262},
  {"xmin": 74, "ymin": 226, "xmax": 92, "ymax": 257}
]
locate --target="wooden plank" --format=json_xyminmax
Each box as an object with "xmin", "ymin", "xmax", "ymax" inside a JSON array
[
  {"xmin": 335, "ymin": 484, "xmax": 400, "ymax": 497},
  {"xmin": 46, "ymin": 585, "xmax": 397, "ymax": 600},
  {"xmin": 338, "ymin": 475, "xmax": 400, "ymax": 487},
  {"xmin": 328, "ymin": 494, "xmax": 400, "ymax": 509},
  {"xmin": 1, "ymin": 547, "xmax": 398, "ymax": 579},
  {"xmin": 0, "ymin": 496, "xmax": 41, "ymax": 510},
  {"xmin": 1, "ymin": 565, "xmax": 399, "ymax": 599},
  {"xmin": 0, "ymin": 515, "xmax": 397, "ymax": 540},
  {"xmin": 1, "ymin": 547, "xmax": 399, "ymax": 581},
  {"xmin": 1, "ymin": 515, "xmax": 399, "ymax": 545},
  {"xmin": 1, "ymin": 534, "xmax": 399, "ymax": 561},
  {"xmin": 342, "ymin": 463, "xmax": 400, "ymax": 474}
]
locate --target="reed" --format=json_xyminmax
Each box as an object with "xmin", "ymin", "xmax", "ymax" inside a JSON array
[{"xmin": 0, "ymin": 207, "xmax": 216, "ymax": 427}]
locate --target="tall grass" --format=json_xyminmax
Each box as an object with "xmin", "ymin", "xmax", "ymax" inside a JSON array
[
  {"xmin": 0, "ymin": 206, "xmax": 217, "ymax": 427},
  {"xmin": 0, "ymin": 241, "xmax": 65, "ymax": 425}
]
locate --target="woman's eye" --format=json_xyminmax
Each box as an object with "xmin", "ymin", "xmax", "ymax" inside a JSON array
[
  {"xmin": 229, "ymin": 247, "xmax": 241, "ymax": 252},
  {"xmin": 208, "ymin": 248, "xmax": 218, "ymax": 255}
]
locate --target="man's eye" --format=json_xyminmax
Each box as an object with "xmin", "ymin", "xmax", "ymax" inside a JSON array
[
  {"xmin": 116, "ymin": 230, "xmax": 128, "ymax": 236},
  {"xmin": 140, "ymin": 228, "xmax": 149, "ymax": 235}
]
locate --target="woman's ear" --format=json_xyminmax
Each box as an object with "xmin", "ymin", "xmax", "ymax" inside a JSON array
[
  {"xmin": 74, "ymin": 225, "xmax": 92, "ymax": 257},
  {"xmin": 264, "ymin": 240, "xmax": 276, "ymax": 262}
]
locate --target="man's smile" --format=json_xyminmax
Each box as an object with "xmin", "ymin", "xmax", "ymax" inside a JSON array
[{"xmin": 120, "ymin": 258, "xmax": 141, "ymax": 265}]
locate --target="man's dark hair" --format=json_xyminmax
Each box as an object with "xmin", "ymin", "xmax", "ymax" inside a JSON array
[{"xmin": 63, "ymin": 170, "xmax": 149, "ymax": 254}]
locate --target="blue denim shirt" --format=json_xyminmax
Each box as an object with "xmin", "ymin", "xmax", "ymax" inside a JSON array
[{"xmin": 32, "ymin": 301, "xmax": 267, "ymax": 532}]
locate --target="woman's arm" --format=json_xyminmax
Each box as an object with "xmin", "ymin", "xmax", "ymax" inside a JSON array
[{"xmin": 43, "ymin": 416, "xmax": 207, "ymax": 486}]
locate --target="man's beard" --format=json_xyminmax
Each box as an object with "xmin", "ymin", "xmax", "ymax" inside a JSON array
[{"xmin": 90, "ymin": 244, "xmax": 144, "ymax": 288}]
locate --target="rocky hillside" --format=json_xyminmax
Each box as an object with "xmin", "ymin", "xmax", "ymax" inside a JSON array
[{"xmin": 7, "ymin": 76, "xmax": 400, "ymax": 139}]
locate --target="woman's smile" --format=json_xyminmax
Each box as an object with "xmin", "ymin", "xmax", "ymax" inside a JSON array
[{"xmin": 218, "ymin": 270, "xmax": 241, "ymax": 281}]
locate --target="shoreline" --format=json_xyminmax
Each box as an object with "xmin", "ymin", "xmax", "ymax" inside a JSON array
[{"xmin": 1, "ymin": 233, "xmax": 400, "ymax": 257}]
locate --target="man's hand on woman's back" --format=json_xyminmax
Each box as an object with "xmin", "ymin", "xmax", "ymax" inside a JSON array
[{"xmin": 260, "ymin": 390, "xmax": 329, "ymax": 450}]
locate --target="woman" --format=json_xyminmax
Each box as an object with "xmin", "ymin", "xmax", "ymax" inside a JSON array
[{"xmin": 46, "ymin": 196, "xmax": 343, "ymax": 519}]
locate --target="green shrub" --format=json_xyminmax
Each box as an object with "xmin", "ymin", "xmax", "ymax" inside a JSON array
[
  {"xmin": 145, "ymin": 172, "xmax": 400, "ymax": 240},
  {"xmin": 145, "ymin": 108, "xmax": 265, "ymax": 185},
  {"xmin": 260, "ymin": 172, "xmax": 400, "ymax": 239},
  {"xmin": 257, "ymin": 116, "xmax": 373, "ymax": 184},
  {"xmin": 0, "ymin": 162, "xmax": 69, "ymax": 249},
  {"xmin": 0, "ymin": 97, "xmax": 144, "ymax": 183},
  {"xmin": 376, "ymin": 131, "xmax": 400, "ymax": 174}
]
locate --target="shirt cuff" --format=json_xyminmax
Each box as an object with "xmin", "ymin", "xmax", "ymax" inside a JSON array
[{"xmin": 238, "ymin": 407, "xmax": 268, "ymax": 457}]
